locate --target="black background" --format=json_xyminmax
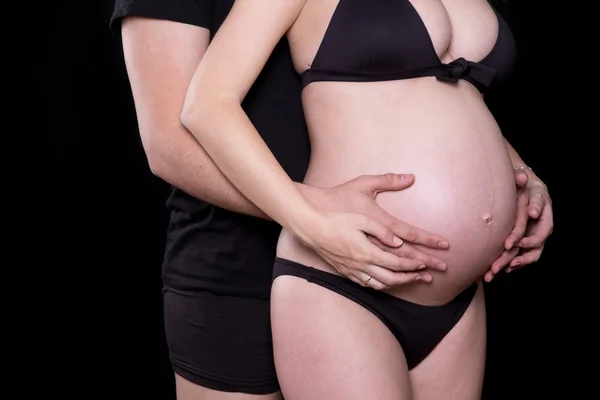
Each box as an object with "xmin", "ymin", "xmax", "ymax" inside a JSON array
[{"xmin": 21, "ymin": 1, "xmax": 569, "ymax": 398}]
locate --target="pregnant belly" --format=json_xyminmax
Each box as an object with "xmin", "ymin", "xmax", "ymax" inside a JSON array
[{"xmin": 277, "ymin": 81, "xmax": 518, "ymax": 305}]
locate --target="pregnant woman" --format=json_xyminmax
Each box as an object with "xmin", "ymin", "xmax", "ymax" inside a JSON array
[{"xmin": 182, "ymin": 0, "xmax": 532, "ymax": 398}]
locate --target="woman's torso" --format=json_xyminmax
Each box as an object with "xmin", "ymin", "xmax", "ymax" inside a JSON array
[{"xmin": 277, "ymin": 0, "xmax": 518, "ymax": 305}]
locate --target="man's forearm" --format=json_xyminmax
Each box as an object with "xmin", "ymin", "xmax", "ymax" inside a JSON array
[
  {"xmin": 148, "ymin": 125, "xmax": 319, "ymax": 220},
  {"xmin": 149, "ymin": 125, "xmax": 271, "ymax": 219}
]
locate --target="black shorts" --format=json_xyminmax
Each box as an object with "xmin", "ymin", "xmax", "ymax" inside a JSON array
[{"xmin": 163, "ymin": 289, "xmax": 278, "ymax": 395}]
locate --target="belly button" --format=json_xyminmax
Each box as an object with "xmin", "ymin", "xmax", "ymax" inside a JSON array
[{"xmin": 482, "ymin": 213, "xmax": 493, "ymax": 225}]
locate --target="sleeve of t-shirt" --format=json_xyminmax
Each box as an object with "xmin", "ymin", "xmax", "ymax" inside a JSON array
[{"xmin": 109, "ymin": 0, "xmax": 211, "ymax": 36}]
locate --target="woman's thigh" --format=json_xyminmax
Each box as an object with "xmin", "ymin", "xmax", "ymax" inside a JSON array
[
  {"xmin": 409, "ymin": 284, "xmax": 487, "ymax": 400},
  {"xmin": 271, "ymin": 276, "xmax": 412, "ymax": 400},
  {"xmin": 163, "ymin": 290, "xmax": 281, "ymax": 400}
]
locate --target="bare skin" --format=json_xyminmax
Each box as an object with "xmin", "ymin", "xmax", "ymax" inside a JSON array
[
  {"xmin": 274, "ymin": 2, "xmax": 509, "ymax": 396},
  {"xmin": 180, "ymin": 0, "xmax": 553, "ymax": 398},
  {"xmin": 120, "ymin": 0, "xmax": 554, "ymax": 398},
  {"xmin": 277, "ymin": 0, "xmax": 516, "ymax": 305},
  {"xmin": 121, "ymin": 14, "xmax": 451, "ymax": 400}
]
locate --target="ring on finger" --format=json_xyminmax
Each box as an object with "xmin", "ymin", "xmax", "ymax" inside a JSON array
[{"xmin": 362, "ymin": 275, "xmax": 372, "ymax": 286}]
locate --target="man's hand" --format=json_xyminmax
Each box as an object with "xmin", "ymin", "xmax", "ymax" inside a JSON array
[
  {"xmin": 484, "ymin": 169, "xmax": 553, "ymax": 282},
  {"xmin": 301, "ymin": 173, "xmax": 449, "ymax": 283}
]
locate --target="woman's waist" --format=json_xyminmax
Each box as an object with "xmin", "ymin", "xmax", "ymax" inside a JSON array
[
  {"xmin": 305, "ymin": 97, "xmax": 503, "ymax": 169},
  {"xmin": 304, "ymin": 77, "xmax": 497, "ymax": 141},
  {"xmin": 303, "ymin": 76, "xmax": 490, "ymax": 127}
]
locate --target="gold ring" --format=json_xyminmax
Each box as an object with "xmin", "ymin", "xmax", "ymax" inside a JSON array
[{"xmin": 363, "ymin": 275, "xmax": 372, "ymax": 285}]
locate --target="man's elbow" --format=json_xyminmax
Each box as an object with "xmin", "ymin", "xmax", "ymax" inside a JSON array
[
  {"xmin": 146, "ymin": 150, "xmax": 168, "ymax": 180},
  {"xmin": 139, "ymin": 129, "xmax": 170, "ymax": 179}
]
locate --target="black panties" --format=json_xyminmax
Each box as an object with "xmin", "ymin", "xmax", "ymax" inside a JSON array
[{"xmin": 273, "ymin": 257, "xmax": 477, "ymax": 369}]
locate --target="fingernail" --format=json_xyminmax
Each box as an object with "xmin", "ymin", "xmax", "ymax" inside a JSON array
[
  {"xmin": 414, "ymin": 275, "xmax": 422, "ymax": 280},
  {"xmin": 393, "ymin": 236, "xmax": 403, "ymax": 245},
  {"xmin": 506, "ymin": 268, "xmax": 512, "ymax": 273},
  {"xmin": 438, "ymin": 241, "xmax": 449, "ymax": 249},
  {"xmin": 418, "ymin": 264, "xmax": 426, "ymax": 270},
  {"xmin": 436, "ymin": 263, "xmax": 447, "ymax": 271},
  {"xmin": 510, "ymin": 261, "xmax": 520, "ymax": 267}
]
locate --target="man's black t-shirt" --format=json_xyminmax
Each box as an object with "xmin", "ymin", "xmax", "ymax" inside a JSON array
[{"xmin": 110, "ymin": 0, "xmax": 311, "ymax": 298}]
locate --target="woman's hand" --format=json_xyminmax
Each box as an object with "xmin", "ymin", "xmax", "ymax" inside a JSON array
[
  {"xmin": 293, "ymin": 207, "xmax": 436, "ymax": 290},
  {"xmin": 303, "ymin": 173, "xmax": 449, "ymax": 267},
  {"xmin": 484, "ymin": 169, "xmax": 553, "ymax": 282}
]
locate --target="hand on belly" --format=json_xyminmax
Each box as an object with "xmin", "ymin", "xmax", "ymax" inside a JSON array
[
  {"xmin": 376, "ymin": 168, "xmax": 517, "ymax": 305},
  {"xmin": 301, "ymin": 82, "xmax": 519, "ymax": 304}
]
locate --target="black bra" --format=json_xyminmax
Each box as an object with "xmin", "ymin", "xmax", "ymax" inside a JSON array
[{"xmin": 300, "ymin": 0, "xmax": 516, "ymax": 93}]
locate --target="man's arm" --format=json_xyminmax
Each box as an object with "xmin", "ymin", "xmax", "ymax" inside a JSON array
[{"xmin": 121, "ymin": 16, "xmax": 270, "ymax": 218}]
